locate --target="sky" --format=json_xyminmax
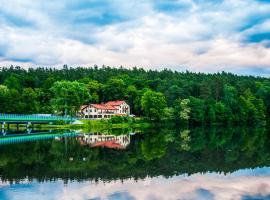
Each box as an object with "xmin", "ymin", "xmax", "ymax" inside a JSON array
[{"xmin": 0, "ymin": 0, "xmax": 270, "ymax": 76}]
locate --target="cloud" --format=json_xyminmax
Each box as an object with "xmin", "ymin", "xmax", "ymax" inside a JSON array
[
  {"xmin": 0, "ymin": 0, "xmax": 269, "ymax": 76},
  {"xmin": 1, "ymin": 167, "xmax": 270, "ymax": 200}
]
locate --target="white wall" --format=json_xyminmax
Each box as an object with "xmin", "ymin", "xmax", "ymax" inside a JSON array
[{"xmin": 81, "ymin": 101, "xmax": 130, "ymax": 119}]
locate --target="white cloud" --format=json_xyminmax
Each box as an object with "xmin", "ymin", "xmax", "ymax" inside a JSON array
[
  {"xmin": 0, "ymin": 0, "xmax": 270, "ymax": 75},
  {"xmin": 2, "ymin": 169, "xmax": 270, "ymax": 200}
]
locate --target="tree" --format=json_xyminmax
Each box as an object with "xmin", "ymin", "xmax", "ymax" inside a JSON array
[
  {"xmin": 0, "ymin": 85, "xmax": 9, "ymax": 113},
  {"xmin": 87, "ymin": 80, "xmax": 103, "ymax": 103},
  {"xmin": 223, "ymin": 84, "xmax": 238, "ymax": 121},
  {"xmin": 141, "ymin": 90, "xmax": 167, "ymax": 120},
  {"xmin": 173, "ymin": 99, "xmax": 190, "ymax": 123},
  {"xmin": 199, "ymin": 82, "xmax": 211, "ymax": 99},
  {"xmin": 207, "ymin": 106, "xmax": 216, "ymax": 124},
  {"xmin": 165, "ymin": 85, "xmax": 184, "ymax": 105},
  {"xmin": 188, "ymin": 97, "xmax": 205, "ymax": 124},
  {"xmin": 223, "ymin": 85, "xmax": 237, "ymax": 107},
  {"xmin": 5, "ymin": 89, "xmax": 24, "ymax": 113},
  {"xmin": 163, "ymin": 107, "xmax": 174, "ymax": 120},
  {"xmin": 4, "ymin": 75, "xmax": 21, "ymax": 91},
  {"xmin": 256, "ymin": 82, "xmax": 270, "ymax": 119},
  {"xmin": 214, "ymin": 102, "xmax": 227, "ymax": 123},
  {"xmin": 21, "ymin": 88, "xmax": 39, "ymax": 114},
  {"xmin": 102, "ymin": 78, "xmax": 126, "ymax": 102},
  {"xmin": 238, "ymin": 89, "xmax": 266, "ymax": 125},
  {"xmin": 125, "ymin": 85, "xmax": 138, "ymax": 114},
  {"xmin": 35, "ymin": 88, "xmax": 52, "ymax": 113},
  {"xmin": 50, "ymin": 81, "xmax": 90, "ymax": 116}
]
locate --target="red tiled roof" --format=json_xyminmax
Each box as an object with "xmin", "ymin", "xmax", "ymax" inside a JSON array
[
  {"xmin": 105, "ymin": 100, "xmax": 125, "ymax": 106},
  {"xmin": 90, "ymin": 140, "xmax": 126, "ymax": 149},
  {"xmin": 91, "ymin": 104, "xmax": 117, "ymax": 110},
  {"xmin": 80, "ymin": 100, "xmax": 126, "ymax": 111}
]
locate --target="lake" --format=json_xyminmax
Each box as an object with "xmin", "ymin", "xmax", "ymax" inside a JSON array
[{"xmin": 0, "ymin": 126, "xmax": 270, "ymax": 200}]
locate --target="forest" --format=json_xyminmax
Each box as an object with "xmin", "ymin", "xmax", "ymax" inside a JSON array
[{"xmin": 0, "ymin": 65, "xmax": 270, "ymax": 125}]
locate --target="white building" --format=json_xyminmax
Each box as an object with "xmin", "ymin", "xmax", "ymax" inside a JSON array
[{"xmin": 79, "ymin": 100, "xmax": 130, "ymax": 119}]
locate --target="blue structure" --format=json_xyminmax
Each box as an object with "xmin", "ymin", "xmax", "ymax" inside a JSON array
[
  {"xmin": 0, "ymin": 131, "xmax": 78, "ymax": 145},
  {"xmin": 0, "ymin": 114, "xmax": 76, "ymax": 129}
]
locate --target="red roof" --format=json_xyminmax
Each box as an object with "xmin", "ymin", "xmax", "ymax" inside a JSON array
[
  {"xmin": 91, "ymin": 104, "xmax": 117, "ymax": 110},
  {"xmin": 90, "ymin": 140, "xmax": 126, "ymax": 149},
  {"xmin": 105, "ymin": 101, "xmax": 125, "ymax": 106},
  {"xmin": 80, "ymin": 100, "xmax": 127, "ymax": 111}
]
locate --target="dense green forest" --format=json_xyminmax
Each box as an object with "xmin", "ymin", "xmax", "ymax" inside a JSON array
[{"xmin": 0, "ymin": 65, "xmax": 270, "ymax": 125}]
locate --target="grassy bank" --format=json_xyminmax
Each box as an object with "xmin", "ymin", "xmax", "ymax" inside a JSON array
[
  {"xmin": 80, "ymin": 117, "xmax": 152, "ymax": 132},
  {"xmin": 2, "ymin": 117, "xmax": 152, "ymax": 133}
]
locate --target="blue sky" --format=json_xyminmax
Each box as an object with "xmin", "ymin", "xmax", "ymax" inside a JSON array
[{"xmin": 0, "ymin": 0, "xmax": 270, "ymax": 76}]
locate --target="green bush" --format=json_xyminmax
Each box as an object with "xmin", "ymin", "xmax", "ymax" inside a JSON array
[{"xmin": 109, "ymin": 116, "xmax": 133, "ymax": 123}]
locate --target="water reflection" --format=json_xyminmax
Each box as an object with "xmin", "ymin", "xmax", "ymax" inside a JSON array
[
  {"xmin": 77, "ymin": 133, "xmax": 130, "ymax": 149},
  {"xmin": 0, "ymin": 126, "xmax": 270, "ymax": 199},
  {"xmin": 1, "ymin": 167, "xmax": 270, "ymax": 200}
]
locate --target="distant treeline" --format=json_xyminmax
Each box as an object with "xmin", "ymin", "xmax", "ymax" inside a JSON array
[{"xmin": 0, "ymin": 65, "xmax": 269, "ymax": 125}]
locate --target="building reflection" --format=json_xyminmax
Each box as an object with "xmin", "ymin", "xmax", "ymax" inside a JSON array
[{"xmin": 77, "ymin": 133, "xmax": 131, "ymax": 149}]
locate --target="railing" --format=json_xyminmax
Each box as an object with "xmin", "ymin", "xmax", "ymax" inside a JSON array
[
  {"xmin": 0, "ymin": 132, "xmax": 78, "ymax": 145},
  {"xmin": 0, "ymin": 114, "xmax": 76, "ymax": 122}
]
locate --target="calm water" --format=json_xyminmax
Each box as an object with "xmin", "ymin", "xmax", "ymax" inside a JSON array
[{"xmin": 0, "ymin": 126, "xmax": 270, "ymax": 200}]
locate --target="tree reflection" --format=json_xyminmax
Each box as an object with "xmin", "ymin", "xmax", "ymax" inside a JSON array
[
  {"xmin": 0, "ymin": 126, "xmax": 269, "ymax": 183},
  {"xmin": 176, "ymin": 130, "xmax": 191, "ymax": 151}
]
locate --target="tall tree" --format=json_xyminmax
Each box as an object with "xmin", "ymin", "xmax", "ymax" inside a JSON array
[
  {"xmin": 21, "ymin": 88, "xmax": 39, "ymax": 114},
  {"xmin": 102, "ymin": 78, "xmax": 126, "ymax": 102},
  {"xmin": 0, "ymin": 85, "xmax": 9, "ymax": 113},
  {"xmin": 188, "ymin": 97, "xmax": 205, "ymax": 124},
  {"xmin": 141, "ymin": 90, "xmax": 167, "ymax": 120},
  {"xmin": 50, "ymin": 81, "xmax": 90, "ymax": 116},
  {"xmin": 174, "ymin": 99, "xmax": 191, "ymax": 123}
]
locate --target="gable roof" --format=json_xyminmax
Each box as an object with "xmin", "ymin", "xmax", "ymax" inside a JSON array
[
  {"xmin": 91, "ymin": 104, "xmax": 118, "ymax": 110},
  {"xmin": 80, "ymin": 100, "xmax": 127, "ymax": 112},
  {"xmin": 105, "ymin": 100, "xmax": 126, "ymax": 106}
]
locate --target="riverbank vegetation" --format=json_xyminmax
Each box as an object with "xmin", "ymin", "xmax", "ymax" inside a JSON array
[
  {"xmin": 81, "ymin": 116, "xmax": 152, "ymax": 132},
  {"xmin": 0, "ymin": 66, "xmax": 269, "ymax": 126}
]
